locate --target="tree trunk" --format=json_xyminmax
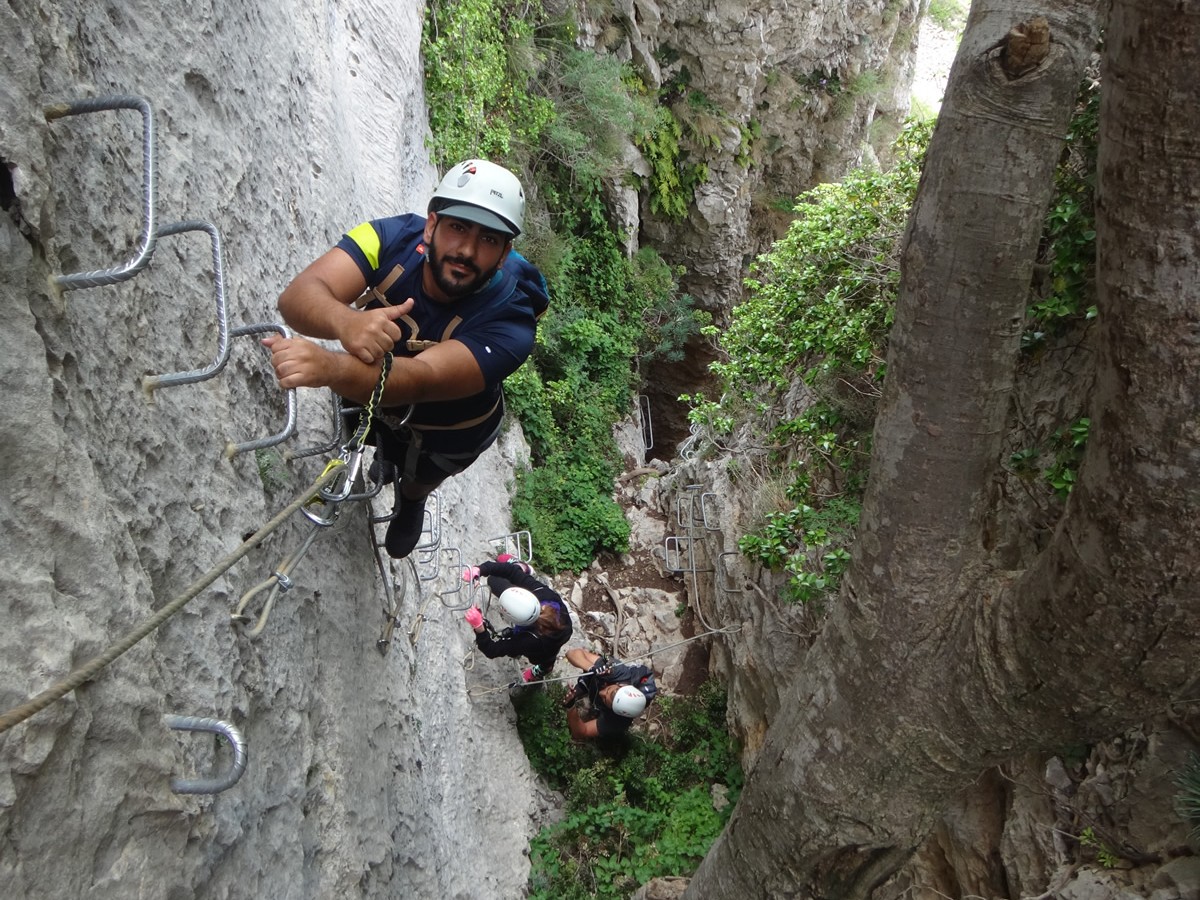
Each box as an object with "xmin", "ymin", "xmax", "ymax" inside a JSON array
[{"xmin": 678, "ymin": 0, "xmax": 1200, "ymax": 896}]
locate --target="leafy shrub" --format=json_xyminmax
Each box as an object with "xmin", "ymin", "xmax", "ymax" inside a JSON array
[
  {"xmin": 688, "ymin": 119, "xmax": 932, "ymax": 599},
  {"xmin": 511, "ymin": 452, "xmax": 631, "ymax": 573},
  {"xmin": 1044, "ymin": 417, "xmax": 1090, "ymax": 498},
  {"xmin": 423, "ymin": 0, "xmax": 554, "ymax": 166}
]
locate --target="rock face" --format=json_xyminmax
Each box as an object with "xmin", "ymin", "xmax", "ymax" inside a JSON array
[
  {"xmin": 575, "ymin": 0, "xmax": 926, "ymax": 453},
  {"xmin": 0, "ymin": 2, "xmax": 542, "ymax": 897}
]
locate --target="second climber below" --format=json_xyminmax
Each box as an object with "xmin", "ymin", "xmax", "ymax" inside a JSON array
[
  {"xmin": 263, "ymin": 160, "xmax": 549, "ymax": 559},
  {"xmin": 463, "ymin": 555, "xmax": 573, "ymax": 682}
]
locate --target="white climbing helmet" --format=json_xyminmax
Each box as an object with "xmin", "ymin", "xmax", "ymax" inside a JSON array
[
  {"xmin": 498, "ymin": 586, "xmax": 540, "ymax": 626},
  {"xmin": 429, "ymin": 159, "xmax": 525, "ymax": 237},
  {"xmin": 611, "ymin": 685, "xmax": 647, "ymax": 718}
]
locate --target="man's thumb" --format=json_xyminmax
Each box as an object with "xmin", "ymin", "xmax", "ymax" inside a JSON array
[{"xmin": 384, "ymin": 298, "xmax": 415, "ymax": 318}]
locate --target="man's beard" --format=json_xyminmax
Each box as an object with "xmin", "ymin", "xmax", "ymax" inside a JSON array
[{"xmin": 427, "ymin": 235, "xmax": 500, "ymax": 300}]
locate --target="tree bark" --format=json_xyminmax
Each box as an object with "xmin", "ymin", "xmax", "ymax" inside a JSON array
[
  {"xmin": 677, "ymin": 0, "xmax": 1200, "ymax": 896},
  {"xmin": 1001, "ymin": 0, "xmax": 1200, "ymax": 736}
]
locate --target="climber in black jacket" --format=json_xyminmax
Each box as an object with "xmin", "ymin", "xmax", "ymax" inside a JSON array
[{"xmin": 463, "ymin": 555, "xmax": 572, "ymax": 681}]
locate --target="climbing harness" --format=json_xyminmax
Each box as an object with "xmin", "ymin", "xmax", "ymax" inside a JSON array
[{"xmin": 317, "ymin": 352, "xmax": 392, "ymax": 508}]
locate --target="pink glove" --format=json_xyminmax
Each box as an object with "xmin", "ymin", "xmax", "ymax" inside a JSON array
[
  {"xmin": 465, "ymin": 606, "xmax": 484, "ymax": 629},
  {"xmin": 496, "ymin": 553, "xmax": 514, "ymax": 563},
  {"xmin": 462, "ymin": 565, "xmax": 481, "ymax": 582}
]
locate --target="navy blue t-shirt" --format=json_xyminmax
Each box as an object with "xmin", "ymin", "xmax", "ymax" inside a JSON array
[{"xmin": 335, "ymin": 213, "xmax": 547, "ymax": 428}]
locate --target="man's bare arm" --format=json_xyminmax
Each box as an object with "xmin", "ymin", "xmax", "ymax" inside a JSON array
[
  {"xmin": 567, "ymin": 708, "xmax": 600, "ymax": 741},
  {"xmin": 565, "ymin": 648, "xmax": 601, "ymax": 672},
  {"xmin": 277, "ymin": 248, "xmax": 412, "ymax": 364},
  {"xmin": 262, "ymin": 334, "xmax": 487, "ymax": 407}
]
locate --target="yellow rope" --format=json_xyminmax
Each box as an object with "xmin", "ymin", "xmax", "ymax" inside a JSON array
[
  {"xmin": 0, "ymin": 465, "xmax": 344, "ymax": 735},
  {"xmin": 346, "ymin": 352, "xmax": 392, "ymax": 453}
]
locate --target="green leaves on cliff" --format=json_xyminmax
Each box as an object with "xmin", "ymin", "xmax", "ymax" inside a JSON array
[
  {"xmin": 423, "ymin": 0, "xmax": 553, "ymax": 166},
  {"xmin": 716, "ymin": 119, "xmax": 931, "ymax": 401},
  {"xmin": 687, "ymin": 119, "xmax": 933, "ymax": 602}
]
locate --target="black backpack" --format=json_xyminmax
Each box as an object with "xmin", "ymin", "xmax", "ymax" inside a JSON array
[{"xmin": 584, "ymin": 659, "xmax": 657, "ymax": 706}]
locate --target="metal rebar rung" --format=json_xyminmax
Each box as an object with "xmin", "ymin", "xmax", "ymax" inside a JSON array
[
  {"xmin": 718, "ymin": 551, "xmax": 744, "ymax": 594},
  {"xmin": 285, "ymin": 393, "xmax": 346, "ymax": 461},
  {"xmin": 141, "ymin": 221, "xmax": 231, "ymax": 394},
  {"xmin": 164, "ymin": 714, "xmax": 247, "ymax": 794},
  {"xmin": 46, "ymin": 95, "xmax": 159, "ymax": 290},
  {"xmin": 438, "ymin": 547, "xmax": 476, "ymax": 612},
  {"xmin": 223, "ymin": 323, "xmax": 298, "ymax": 458},
  {"xmin": 664, "ymin": 535, "xmax": 691, "ymax": 573},
  {"xmin": 676, "ymin": 495, "xmax": 693, "ymax": 529},
  {"xmin": 487, "ymin": 530, "xmax": 533, "ymax": 564}
]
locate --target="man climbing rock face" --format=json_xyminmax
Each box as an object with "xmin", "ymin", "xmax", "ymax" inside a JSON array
[{"xmin": 263, "ymin": 160, "xmax": 549, "ymax": 558}]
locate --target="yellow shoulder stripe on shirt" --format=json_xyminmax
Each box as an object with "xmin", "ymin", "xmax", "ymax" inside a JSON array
[{"xmin": 346, "ymin": 222, "xmax": 382, "ymax": 271}]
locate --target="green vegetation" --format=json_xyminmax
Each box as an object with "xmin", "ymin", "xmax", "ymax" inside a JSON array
[
  {"xmin": 686, "ymin": 119, "xmax": 933, "ymax": 603},
  {"xmin": 513, "ymin": 681, "xmax": 742, "ymax": 899},
  {"xmin": 423, "ymin": 0, "xmax": 554, "ymax": 166},
  {"xmin": 685, "ymin": 71, "xmax": 1103, "ymax": 598},
  {"xmin": 1008, "ymin": 417, "xmax": 1090, "ymax": 498},
  {"xmin": 254, "ymin": 448, "xmax": 289, "ymax": 493},
  {"xmin": 1024, "ymin": 81, "xmax": 1099, "ymax": 349},
  {"xmin": 1007, "ymin": 81, "xmax": 1100, "ymax": 501},
  {"xmin": 1174, "ymin": 752, "xmax": 1200, "ymax": 843},
  {"xmin": 422, "ymin": 0, "xmax": 706, "ymax": 572},
  {"xmin": 927, "ymin": 0, "xmax": 967, "ymax": 33},
  {"xmin": 1078, "ymin": 826, "xmax": 1121, "ymax": 869}
]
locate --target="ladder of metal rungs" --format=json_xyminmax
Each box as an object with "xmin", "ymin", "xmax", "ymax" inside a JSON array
[
  {"xmin": 698, "ymin": 493, "xmax": 720, "ymax": 531},
  {"xmin": 222, "ymin": 323, "xmax": 298, "ymax": 457},
  {"xmin": 412, "ymin": 490, "xmax": 442, "ymax": 554},
  {"xmin": 45, "ymin": 95, "xmax": 159, "ymax": 290},
  {"xmin": 488, "ymin": 530, "xmax": 533, "ymax": 563},
  {"xmin": 139, "ymin": 221, "xmax": 231, "ymax": 395},
  {"xmin": 637, "ymin": 394, "xmax": 654, "ymax": 451}
]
